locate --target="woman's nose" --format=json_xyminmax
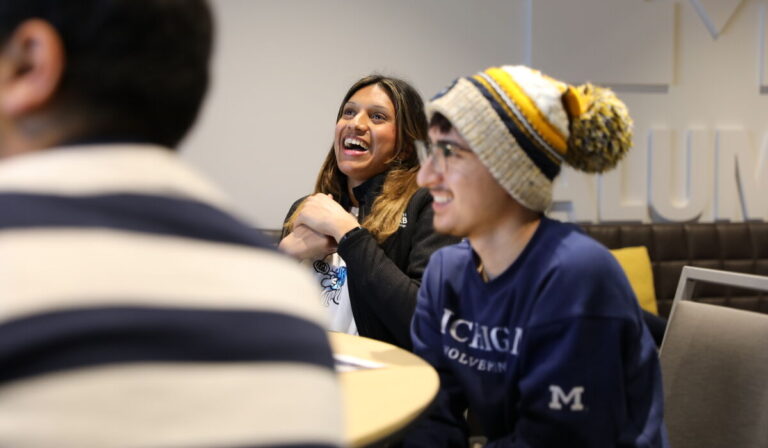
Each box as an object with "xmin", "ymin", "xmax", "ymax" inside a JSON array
[{"xmin": 350, "ymin": 113, "xmax": 368, "ymax": 132}]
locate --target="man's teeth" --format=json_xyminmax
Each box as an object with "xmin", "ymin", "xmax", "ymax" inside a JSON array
[
  {"xmin": 433, "ymin": 195, "xmax": 452, "ymax": 204},
  {"xmin": 344, "ymin": 137, "xmax": 369, "ymax": 150}
]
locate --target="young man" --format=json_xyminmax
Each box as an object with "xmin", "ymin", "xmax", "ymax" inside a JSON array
[
  {"xmin": 0, "ymin": 2, "xmax": 341, "ymax": 447},
  {"xmin": 405, "ymin": 65, "xmax": 668, "ymax": 447}
]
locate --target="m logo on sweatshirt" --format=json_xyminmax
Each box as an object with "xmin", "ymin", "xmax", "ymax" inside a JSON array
[{"xmin": 548, "ymin": 385, "xmax": 585, "ymax": 411}]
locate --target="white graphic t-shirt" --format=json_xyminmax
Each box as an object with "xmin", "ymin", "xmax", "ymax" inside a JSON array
[
  {"xmin": 312, "ymin": 253, "xmax": 357, "ymax": 335},
  {"xmin": 311, "ymin": 206, "xmax": 358, "ymax": 335}
]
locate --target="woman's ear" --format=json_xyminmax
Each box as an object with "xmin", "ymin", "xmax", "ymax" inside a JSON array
[{"xmin": 0, "ymin": 19, "xmax": 65, "ymax": 118}]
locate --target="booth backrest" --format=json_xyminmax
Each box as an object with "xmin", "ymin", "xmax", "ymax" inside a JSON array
[
  {"xmin": 579, "ymin": 222, "xmax": 768, "ymax": 317},
  {"xmin": 264, "ymin": 223, "xmax": 768, "ymax": 318}
]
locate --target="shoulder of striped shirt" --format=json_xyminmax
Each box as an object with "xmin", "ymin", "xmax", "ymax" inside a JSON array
[
  {"xmin": 0, "ymin": 144, "xmax": 238, "ymax": 215},
  {"xmin": 0, "ymin": 144, "xmax": 329, "ymax": 328},
  {"xmin": 0, "ymin": 146, "xmax": 342, "ymax": 447}
]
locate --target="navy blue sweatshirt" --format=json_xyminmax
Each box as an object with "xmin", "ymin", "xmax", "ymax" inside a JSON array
[{"xmin": 406, "ymin": 218, "xmax": 668, "ymax": 447}]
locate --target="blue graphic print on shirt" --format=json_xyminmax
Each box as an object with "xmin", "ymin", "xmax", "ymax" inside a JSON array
[{"xmin": 313, "ymin": 260, "xmax": 347, "ymax": 306}]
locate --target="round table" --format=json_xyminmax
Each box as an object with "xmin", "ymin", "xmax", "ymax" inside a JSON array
[{"xmin": 329, "ymin": 332, "xmax": 439, "ymax": 447}]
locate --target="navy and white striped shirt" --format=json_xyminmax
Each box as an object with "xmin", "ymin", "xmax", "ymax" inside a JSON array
[{"xmin": 0, "ymin": 144, "xmax": 342, "ymax": 448}]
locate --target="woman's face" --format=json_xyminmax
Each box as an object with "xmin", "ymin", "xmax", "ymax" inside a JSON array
[{"xmin": 334, "ymin": 84, "xmax": 397, "ymax": 189}]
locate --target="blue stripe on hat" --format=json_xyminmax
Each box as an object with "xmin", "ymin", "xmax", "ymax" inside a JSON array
[
  {"xmin": 467, "ymin": 77, "xmax": 561, "ymax": 180},
  {"xmin": 430, "ymin": 78, "xmax": 459, "ymax": 101},
  {"xmin": 0, "ymin": 307, "xmax": 334, "ymax": 383},
  {"xmin": 0, "ymin": 193, "xmax": 273, "ymax": 248}
]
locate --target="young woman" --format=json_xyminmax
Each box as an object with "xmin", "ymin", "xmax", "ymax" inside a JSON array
[{"xmin": 280, "ymin": 75, "xmax": 458, "ymax": 349}]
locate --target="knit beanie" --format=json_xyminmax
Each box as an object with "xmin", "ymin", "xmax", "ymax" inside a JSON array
[{"xmin": 426, "ymin": 65, "xmax": 633, "ymax": 212}]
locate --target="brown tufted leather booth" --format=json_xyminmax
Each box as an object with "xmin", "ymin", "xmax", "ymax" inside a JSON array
[
  {"xmin": 579, "ymin": 222, "xmax": 768, "ymax": 318},
  {"xmin": 263, "ymin": 222, "xmax": 768, "ymax": 319}
]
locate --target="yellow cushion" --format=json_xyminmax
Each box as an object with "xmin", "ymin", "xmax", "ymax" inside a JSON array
[{"xmin": 610, "ymin": 246, "xmax": 658, "ymax": 315}]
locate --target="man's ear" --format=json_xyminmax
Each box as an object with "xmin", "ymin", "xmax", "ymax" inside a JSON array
[{"xmin": 0, "ymin": 19, "xmax": 64, "ymax": 117}]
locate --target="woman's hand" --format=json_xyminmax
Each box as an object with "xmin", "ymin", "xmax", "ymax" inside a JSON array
[
  {"xmin": 294, "ymin": 193, "xmax": 360, "ymax": 242},
  {"xmin": 279, "ymin": 224, "xmax": 337, "ymax": 260}
]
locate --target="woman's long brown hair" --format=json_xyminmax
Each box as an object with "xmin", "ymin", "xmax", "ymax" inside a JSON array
[{"xmin": 284, "ymin": 75, "xmax": 427, "ymax": 243}]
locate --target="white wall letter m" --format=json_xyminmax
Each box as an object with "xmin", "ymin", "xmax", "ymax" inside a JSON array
[{"xmin": 548, "ymin": 385, "xmax": 585, "ymax": 411}]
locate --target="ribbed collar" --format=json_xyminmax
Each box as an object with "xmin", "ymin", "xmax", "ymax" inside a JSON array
[{"xmin": 339, "ymin": 171, "xmax": 388, "ymax": 217}]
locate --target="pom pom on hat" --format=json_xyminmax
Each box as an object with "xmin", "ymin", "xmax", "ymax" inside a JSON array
[{"xmin": 563, "ymin": 84, "xmax": 633, "ymax": 173}]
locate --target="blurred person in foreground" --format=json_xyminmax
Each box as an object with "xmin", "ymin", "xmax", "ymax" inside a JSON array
[
  {"xmin": 0, "ymin": 1, "xmax": 342, "ymax": 447},
  {"xmin": 403, "ymin": 65, "xmax": 669, "ymax": 447}
]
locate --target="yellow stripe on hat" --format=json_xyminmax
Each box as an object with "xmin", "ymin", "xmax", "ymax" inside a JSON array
[
  {"xmin": 471, "ymin": 74, "xmax": 561, "ymax": 166},
  {"xmin": 484, "ymin": 67, "xmax": 568, "ymax": 155}
]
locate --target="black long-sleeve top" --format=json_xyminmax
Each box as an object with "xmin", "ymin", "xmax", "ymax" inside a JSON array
[{"xmin": 282, "ymin": 172, "xmax": 459, "ymax": 349}]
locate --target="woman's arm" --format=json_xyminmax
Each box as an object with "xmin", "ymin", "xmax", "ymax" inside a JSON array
[
  {"xmin": 278, "ymin": 195, "xmax": 346, "ymax": 261},
  {"xmin": 292, "ymin": 193, "xmax": 360, "ymax": 242},
  {"xmin": 337, "ymin": 189, "xmax": 459, "ymax": 348},
  {"xmin": 279, "ymin": 224, "xmax": 337, "ymax": 260}
]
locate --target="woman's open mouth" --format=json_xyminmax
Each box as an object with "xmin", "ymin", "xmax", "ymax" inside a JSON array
[{"xmin": 343, "ymin": 137, "xmax": 369, "ymax": 153}]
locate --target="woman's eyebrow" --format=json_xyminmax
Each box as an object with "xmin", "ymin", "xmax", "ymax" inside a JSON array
[
  {"xmin": 366, "ymin": 104, "xmax": 392, "ymax": 114},
  {"xmin": 345, "ymin": 101, "xmax": 391, "ymax": 113}
]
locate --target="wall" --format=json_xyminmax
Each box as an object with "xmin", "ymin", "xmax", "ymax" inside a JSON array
[{"xmin": 181, "ymin": 0, "xmax": 768, "ymax": 228}]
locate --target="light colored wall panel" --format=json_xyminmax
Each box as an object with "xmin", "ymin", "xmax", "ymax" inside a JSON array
[
  {"xmin": 182, "ymin": 0, "xmax": 528, "ymax": 228},
  {"xmin": 760, "ymin": 3, "xmax": 768, "ymax": 92},
  {"xmin": 179, "ymin": 0, "xmax": 768, "ymax": 226},
  {"xmin": 530, "ymin": 0, "xmax": 674, "ymax": 86},
  {"xmin": 550, "ymin": 0, "xmax": 768, "ymax": 222}
]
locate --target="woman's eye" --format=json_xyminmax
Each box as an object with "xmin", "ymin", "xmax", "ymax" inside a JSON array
[
  {"xmin": 342, "ymin": 108, "xmax": 356, "ymax": 117},
  {"xmin": 371, "ymin": 112, "xmax": 387, "ymax": 121}
]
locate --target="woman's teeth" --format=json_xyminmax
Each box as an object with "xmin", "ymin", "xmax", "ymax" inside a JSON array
[{"xmin": 344, "ymin": 137, "xmax": 369, "ymax": 151}]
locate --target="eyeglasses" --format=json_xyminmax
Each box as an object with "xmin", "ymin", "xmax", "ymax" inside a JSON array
[{"xmin": 415, "ymin": 140, "xmax": 467, "ymax": 174}]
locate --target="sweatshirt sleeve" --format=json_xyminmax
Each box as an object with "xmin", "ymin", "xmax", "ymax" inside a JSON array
[
  {"xmin": 404, "ymin": 252, "xmax": 469, "ymax": 447},
  {"xmin": 337, "ymin": 190, "xmax": 459, "ymax": 349}
]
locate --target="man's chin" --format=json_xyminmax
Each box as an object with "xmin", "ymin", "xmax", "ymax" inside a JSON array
[{"xmin": 433, "ymin": 221, "xmax": 466, "ymax": 238}]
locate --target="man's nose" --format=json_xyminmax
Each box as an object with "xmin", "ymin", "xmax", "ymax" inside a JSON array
[{"xmin": 417, "ymin": 156, "xmax": 441, "ymax": 187}]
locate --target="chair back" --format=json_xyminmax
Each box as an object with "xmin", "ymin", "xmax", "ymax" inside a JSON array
[{"xmin": 660, "ymin": 266, "xmax": 768, "ymax": 448}]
